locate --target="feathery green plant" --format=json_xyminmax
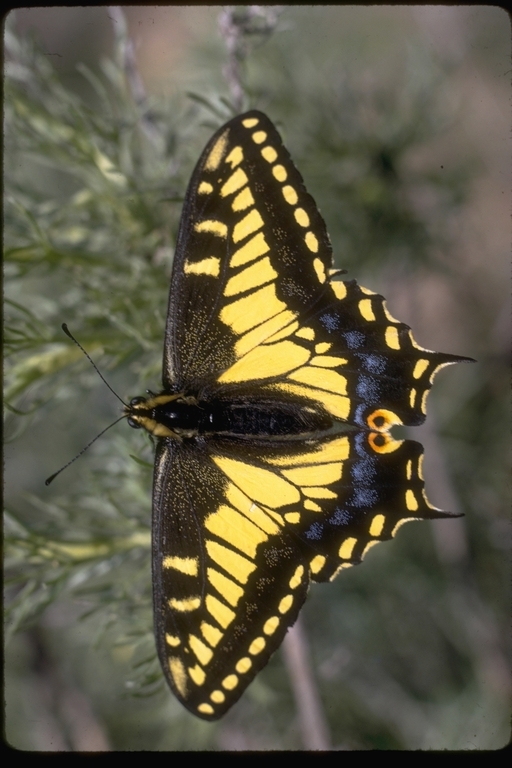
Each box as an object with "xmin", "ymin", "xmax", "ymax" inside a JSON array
[{"xmin": 4, "ymin": 7, "xmax": 508, "ymax": 751}]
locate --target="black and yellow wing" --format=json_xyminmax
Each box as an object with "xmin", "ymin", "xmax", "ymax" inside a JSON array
[
  {"xmin": 152, "ymin": 431, "xmax": 450, "ymax": 720},
  {"xmin": 140, "ymin": 111, "xmax": 470, "ymax": 720},
  {"xmin": 163, "ymin": 111, "xmax": 463, "ymax": 427}
]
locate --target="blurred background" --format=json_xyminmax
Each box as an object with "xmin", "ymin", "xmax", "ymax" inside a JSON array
[{"xmin": 4, "ymin": 6, "xmax": 510, "ymax": 750}]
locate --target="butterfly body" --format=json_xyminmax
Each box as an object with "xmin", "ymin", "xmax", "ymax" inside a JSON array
[
  {"xmin": 127, "ymin": 392, "xmax": 332, "ymax": 439},
  {"xmin": 125, "ymin": 111, "xmax": 470, "ymax": 720}
]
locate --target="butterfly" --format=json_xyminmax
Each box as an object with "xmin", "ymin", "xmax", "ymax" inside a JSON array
[{"xmin": 125, "ymin": 111, "xmax": 470, "ymax": 720}]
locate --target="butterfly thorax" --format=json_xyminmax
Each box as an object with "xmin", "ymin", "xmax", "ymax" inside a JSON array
[{"xmin": 126, "ymin": 392, "xmax": 332, "ymax": 439}]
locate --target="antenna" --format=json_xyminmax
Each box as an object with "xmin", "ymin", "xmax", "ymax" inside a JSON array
[
  {"xmin": 45, "ymin": 324, "xmax": 129, "ymax": 485},
  {"xmin": 45, "ymin": 415, "xmax": 125, "ymax": 485},
  {"xmin": 61, "ymin": 324, "xmax": 127, "ymax": 407}
]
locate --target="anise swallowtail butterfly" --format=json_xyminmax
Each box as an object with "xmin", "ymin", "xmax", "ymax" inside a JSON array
[{"xmin": 126, "ymin": 111, "xmax": 470, "ymax": 720}]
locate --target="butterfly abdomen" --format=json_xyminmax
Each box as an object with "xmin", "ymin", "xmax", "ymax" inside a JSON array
[{"xmin": 205, "ymin": 401, "xmax": 331, "ymax": 436}]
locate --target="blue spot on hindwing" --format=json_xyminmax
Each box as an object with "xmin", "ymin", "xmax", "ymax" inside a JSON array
[
  {"xmin": 354, "ymin": 431, "xmax": 369, "ymax": 454},
  {"xmin": 351, "ymin": 458, "xmax": 377, "ymax": 483},
  {"xmin": 357, "ymin": 353, "xmax": 387, "ymax": 374},
  {"xmin": 349, "ymin": 488, "xmax": 379, "ymax": 508},
  {"xmin": 353, "ymin": 404, "xmax": 368, "ymax": 427},
  {"xmin": 343, "ymin": 330, "xmax": 365, "ymax": 349},
  {"xmin": 329, "ymin": 507, "xmax": 353, "ymax": 526},
  {"xmin": 356, "ymin": 375, "xmax": 380, "ymax": 404},
  {"xmin": 305, "ymin": 522, "xmax": 324, "ymax": 540},
  {"xmin": 319, "ymin": 312, "xmax": 340, "ymax": 331}
]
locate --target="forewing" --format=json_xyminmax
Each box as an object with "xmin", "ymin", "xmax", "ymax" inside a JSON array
[
  {"xmin": 151, "ymin": 430, "xmax": 452, "ymax": 720},
  {"xmin": 152, "ymin": 438, "xmax": 310, "ymax": 720},
  {"xmin": 163, "ymin": 110, "xmax": 332, "ymax": 391}
]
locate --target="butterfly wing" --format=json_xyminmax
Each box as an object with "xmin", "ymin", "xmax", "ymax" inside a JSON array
[
  {"xmin": 163, "ymin": 110, "xmax": 466, "ymax": 428},
  {"xmin": 152, "ymin": 428, "xmax": 451, "ymax": 720},
  {"xmin": 152, "ymin": 437, "xmax": 310, "ymax": 720}
]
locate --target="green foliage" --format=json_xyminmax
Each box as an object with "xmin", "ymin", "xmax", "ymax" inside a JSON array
[{"xmin": 4, "ymin": 7, "xmax": 509, "ymax": 751}]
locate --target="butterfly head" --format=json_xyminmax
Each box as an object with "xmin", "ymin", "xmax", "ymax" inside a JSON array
[{"xmin": 125, "ymin": 392, "xmax": 199, "ymax": 439}]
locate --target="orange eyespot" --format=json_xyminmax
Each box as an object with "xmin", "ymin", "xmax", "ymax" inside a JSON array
[
  {"xmin": 367, "ymin": 408, "xmax": 402, "ymax": 432},
  {"xmin": 369, "ymin": 432, "xmax": 386, "ymax": 448},
  {"xmin": 368, "ymin": 431, "xmax": 402, "ymax": 454}
]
